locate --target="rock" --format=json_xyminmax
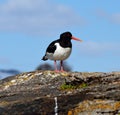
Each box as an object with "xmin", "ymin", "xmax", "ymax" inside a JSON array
[{"xmin": 0, "ymin": 71, "xmax": 120, "ymax": 115}]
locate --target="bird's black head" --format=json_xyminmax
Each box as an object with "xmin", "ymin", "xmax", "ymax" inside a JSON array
[
  {"xmin": 60, "ymin": 32, "xmax": 72, "ymax": 40},
  {"xmin": 59, "ymin": 32, "xmax": 72, "ymax": 48},
  {"xmin": 59, "ymin": 31, "xmax": 81, "ymax": 48},
  {"xmin": 59, "ymin": 31, "xmax": 82, "ymax": 43}
]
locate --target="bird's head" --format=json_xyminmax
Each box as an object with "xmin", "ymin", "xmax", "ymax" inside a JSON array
[{"xmin": 60, "ymin": 31, "xmax": 82, "ymax": 42}]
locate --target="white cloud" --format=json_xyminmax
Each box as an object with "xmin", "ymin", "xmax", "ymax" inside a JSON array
[
  {"xmin": 96, "ymin": 9, "xmax": 120, "ymax": 24},
  {"xmin": 111, "ymin": 13, "xmax": 120, "ymax": 24},
  {"xmin": 0, "ymin": 0, "xmax": 85, "ymax": 35},
  {"xmin": 0, "ymin": 57, "xmax": 10, "ymax": 64},
  {"xmin": 77, "ymin": 41, "xmax": 120, "ymax": 56}
]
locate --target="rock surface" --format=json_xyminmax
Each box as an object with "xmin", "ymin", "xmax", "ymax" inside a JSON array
[{"xmin": 0, "ymin": 71, "xmax": 120, "ymax": 115}]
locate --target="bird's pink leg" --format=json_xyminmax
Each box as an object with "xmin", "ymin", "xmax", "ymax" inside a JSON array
[
  {"xmin": 60, "ymin": 61, "xmax": 65, "ymax": 72},
  {"xmin": 54, "ymin": 60, "xmax": 59, "ymax": 72}
]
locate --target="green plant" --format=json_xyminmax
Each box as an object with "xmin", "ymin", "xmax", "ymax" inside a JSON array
[
  {"xmin": 80, "ymin": 83, "xmax": 88, "ymax": 88},
  {"xmin": 60, "ymin": 82, "xmax": 88, "ymax": 90},
  {"xmin": 60, "ymin": 83, "xmax": 76, "ymax": 90}
]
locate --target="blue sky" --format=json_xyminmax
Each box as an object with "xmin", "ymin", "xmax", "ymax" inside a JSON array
[{"xmin": 0, "ymin": 0, "xmax": 120, "ymax": 72}]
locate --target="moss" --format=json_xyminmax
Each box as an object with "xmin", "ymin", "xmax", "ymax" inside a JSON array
[
  {"xmin": 60, "ymin": 83, "xmax": 76, "ymax": 90},
  {"xmin": 60, "ymin": 82, "xmax": 88, "ymax": 90},
  {"xmin": 80, "ymin": 83, "xmax": 88, "ymax": 88}
]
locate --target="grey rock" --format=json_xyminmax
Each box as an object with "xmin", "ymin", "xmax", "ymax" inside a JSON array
[{"xmin": 0, "ymin": 71, "xmax": 120, "ymax": 115}]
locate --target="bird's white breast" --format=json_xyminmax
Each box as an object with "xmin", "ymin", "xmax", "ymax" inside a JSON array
[{"xmin": 46, "ymin": 43, "xmax": 72, "ymax": 60}]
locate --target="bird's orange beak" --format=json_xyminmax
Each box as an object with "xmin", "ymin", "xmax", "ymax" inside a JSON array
[{"xmin": 72, "ymin": 36, "xmax": 82, "ymax": 42}]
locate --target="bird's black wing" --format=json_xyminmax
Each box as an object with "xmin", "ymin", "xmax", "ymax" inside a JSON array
[
  {"xmin": 42, "ymin": 40, "xmax": 58, "ymax": 61},
  {"xmin": 46, "ymin": 40, "xmax": 58, "ymax": 53}
]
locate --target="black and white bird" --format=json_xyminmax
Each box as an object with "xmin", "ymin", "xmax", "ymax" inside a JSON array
[{"xmin": 42, "ymin": 32, "xmax": 82, "ymax": 72}]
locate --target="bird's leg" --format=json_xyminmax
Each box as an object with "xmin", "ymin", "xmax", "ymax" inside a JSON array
[
  {"xmin": 54, "ymin": 60, "xmax": 59, "ymax": 72},
  {"xmin": 60, "ymin": 60, "xmax": 65, "ymax": 72}
]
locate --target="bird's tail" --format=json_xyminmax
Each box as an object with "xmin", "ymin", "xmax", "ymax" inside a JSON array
[{"xmin": 42, "ymin": 55, "xmax": 48, "ymax": 61}]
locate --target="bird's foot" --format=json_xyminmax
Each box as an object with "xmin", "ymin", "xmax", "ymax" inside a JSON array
[
  {"xmin": 60, "ymin": 69, "xmax": 66, "ymax": 72},
  {"xmin": 54, "ymin": 70, "xmax": 60, "ymax": 73},
  {"xmin": 54, "ymin": 69, "xmax": 66, "ymax": 73}
]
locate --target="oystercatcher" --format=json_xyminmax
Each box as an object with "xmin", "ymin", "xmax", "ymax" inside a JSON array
[{"xmin": 42, "ymin": 32, "xmax": 82, "ymax": 72}]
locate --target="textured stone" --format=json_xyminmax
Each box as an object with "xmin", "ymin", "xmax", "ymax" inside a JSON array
[{"xmin": 0, "ymin": 71, "xmax": 120, "ymax": 114}]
